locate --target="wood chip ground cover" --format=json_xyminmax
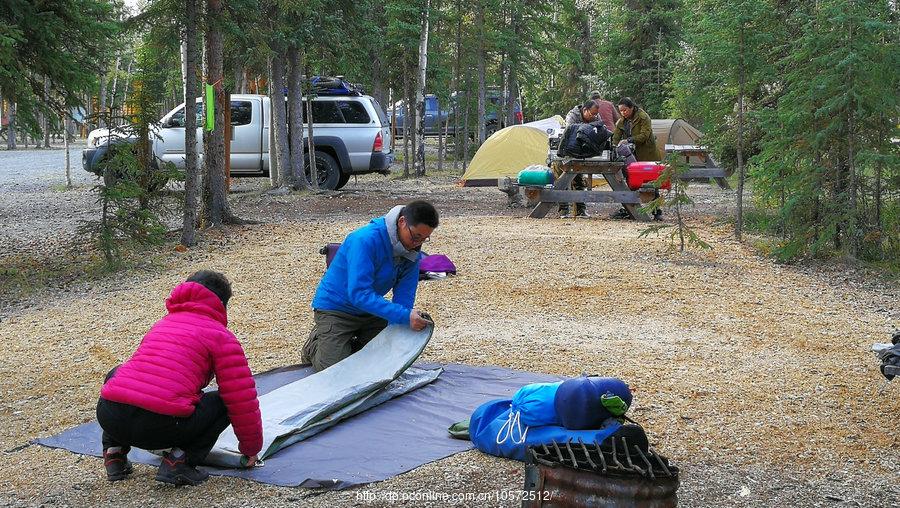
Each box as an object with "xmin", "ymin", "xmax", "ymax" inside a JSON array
[{"xmin": 0, "ymin": 176, "xmax": 897, "ymax": 507}]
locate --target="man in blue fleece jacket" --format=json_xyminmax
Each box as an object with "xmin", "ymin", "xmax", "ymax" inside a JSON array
[{"xmin": 302, "ymin": 200, "xmax": 439, "ymax": 371}]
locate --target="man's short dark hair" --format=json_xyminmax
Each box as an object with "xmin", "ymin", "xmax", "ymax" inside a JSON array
[
  {"xmin": 402, "ymin": 200, "xmax": 439, "ymax": 228},
  {"xmin": 589, "ymin": 91, "xmax": 601, "ymax": 100},
  {"xmin": 583, "ymin": 100, "xmax": 599, "ymax": 111},
  {"xmin": 187, "ymin": 270, "xmax": 232, "ymax": 308}
]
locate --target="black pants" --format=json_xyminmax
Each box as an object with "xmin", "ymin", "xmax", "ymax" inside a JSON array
[{"xmin": 96, "ymin": 391, "xmax": 230, "ymax": 466}]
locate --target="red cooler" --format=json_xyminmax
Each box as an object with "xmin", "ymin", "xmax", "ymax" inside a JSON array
[{"xmin": 626, "ymin": 162, "xmax": 670, "ymax": 190}]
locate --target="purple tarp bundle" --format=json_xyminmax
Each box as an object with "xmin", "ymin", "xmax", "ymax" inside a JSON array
[{"xmin": 35, "ymin": 363, "xmax": 559, "ymax": 489}]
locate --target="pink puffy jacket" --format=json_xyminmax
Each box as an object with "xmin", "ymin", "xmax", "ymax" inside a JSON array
[{"xmin": 100, "ymin": 282, "xmax": 263, "ymax": 457}]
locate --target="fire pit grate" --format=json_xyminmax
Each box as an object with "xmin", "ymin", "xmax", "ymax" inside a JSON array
[{"xmin": 528, "ymin": 437, "xmax": 678, "ymax": 480}]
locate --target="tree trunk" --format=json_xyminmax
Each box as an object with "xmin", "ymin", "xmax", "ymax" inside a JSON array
[
  {"xmin": 107, "ymin": 55, "xmax": 120, "ymax": 119},
  {"xmin": 288, "ymin": 46, "xmax": 307, "ymax": 190},
  {"xmin": 305, "ymin": 62, "xmax": 318, "ymax": 190},
  {"xmin": 735, "ymin": 27, "xmax": 746, "ymax": 242},
  {"xmin": 181, "ymin": 0, "xmax": 200, "ymax": 245},
  {"xmin": 200, "ymin": 0, "xmax": 231, "ymax": 227},
  {"xmin": 476, "ymin": 3, "xmax": 486, "ymax": 144},
  {"xmin": 414, "ymin": 0, "xmax": 430, "ymax": 178},
  {"xmin": 453, "ymin": 0, "xmax": 461, "ymax": 169},
  {"xmin": 270, "ymin": 53, "xmax": 291, "ymax": 189},
  {"xmin": 7, "ymin": 102, "xmax": 16, "ymax": 150},
  {"xmin": 402, "ymin": 69, "xmax": 410, "ymax": 177},
  {"xmin": 267, "ymin": 56, "xmax": 278, "ymax": 187},
  {"xmin": 119, "ymin": 56, "xmax": 134, "ymax": 125},
  {"xmin": 390, "ymin": 88, "xmax": 397, "ymax": 153},
  {"xmin": 506, "ymin": 7, "xmax": 520, "ymax": 126},
  {"xmin": 462, "ymin": 75, "xmax": 471, "ymax": 170},
  {"xmin": 43, "ymin": 78, "xmax": 51, "ymax": 147},
  {"xmin": 64, "ymin": 116, "xmax": 72, "ymax": 188},
  {"xmin": 99, "ymin": 65, "xmax": 109, "ymax": 127}
]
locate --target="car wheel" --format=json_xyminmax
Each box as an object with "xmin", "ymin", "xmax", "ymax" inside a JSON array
[
  {"xmin": 336, "ymin": 171, "xmax": 351, "ymax": 190},
  {"xmin": 305, "ymin": 150, "xmax": 341, "ymax": 190}
]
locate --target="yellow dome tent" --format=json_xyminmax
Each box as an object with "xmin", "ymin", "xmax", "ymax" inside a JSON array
[{"xmin": 459, "ymin": 116, "xmax": 564, "ymax": 187}]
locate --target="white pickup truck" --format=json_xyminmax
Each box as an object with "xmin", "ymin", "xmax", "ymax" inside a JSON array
[{"xmin": 82, "ymin": 93, "xmax": 394, "ymax": 190}]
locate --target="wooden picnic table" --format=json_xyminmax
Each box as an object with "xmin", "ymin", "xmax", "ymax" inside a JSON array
[
  {"xmin": 514, "ymin": 153, "xmax": 653, "ymax": 221},
  {"xmin": 665, "ymin": 143, "xmax": 731, "ymax": 190}
]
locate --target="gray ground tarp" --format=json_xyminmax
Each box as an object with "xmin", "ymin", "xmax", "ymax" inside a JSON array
[{"xmin": 36, "ymin": 363, "xmax": 561, "ymax": 488}]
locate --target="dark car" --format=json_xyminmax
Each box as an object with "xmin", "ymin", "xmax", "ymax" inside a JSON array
[{"xmin": 389, "ymin": 91, "xmax": 522, "ymax": 137}]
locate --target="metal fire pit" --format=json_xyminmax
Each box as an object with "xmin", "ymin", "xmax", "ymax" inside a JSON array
[{"xmin": 522, "ymin": 427, "xmax": 679, "ymax": 508}]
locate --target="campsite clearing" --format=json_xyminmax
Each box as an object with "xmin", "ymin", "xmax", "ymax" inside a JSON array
[{"xmin": 0, "ymin": 173, "xmax": 897, "ymax": 507}]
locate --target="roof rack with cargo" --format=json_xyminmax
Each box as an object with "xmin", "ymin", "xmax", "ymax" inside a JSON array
[{"xmin": 310, "ymin": 75, "xmax": 364, "ymax": 96}]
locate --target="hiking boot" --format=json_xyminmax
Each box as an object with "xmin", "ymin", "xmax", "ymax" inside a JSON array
[
  {"xmin": 575, "ymin": 205, "xmax": 589, "ymax": 218},
  {"xmin": 558, "ymin": 206, "xmax": 571, "ymax": 219},
  {"xmin": 103, "ymin": 448, "xmax": 133, "ymax": 481},
  {"xmin": 155, "ymin": 450, "xmax": 209, "ymax": 486},
  {"xmin": 653, "ymin": 209, "xmax": 663, "ymax": 221},
  {"xmin": 610, "ymin": 207, "xmax": 631, "ymax": 219}
]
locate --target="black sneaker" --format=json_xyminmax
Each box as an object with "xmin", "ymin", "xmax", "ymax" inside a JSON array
[
  {"xmin": 653, "ymin": 209, "xmax": 663, "ymax": 221},
  {"xmin": 155, "ymin": 451, "xmax": 209, "ymax": 486},
  {"xmin": 103, "ymin": 449, "xmax": 133, "ymax": 481},
  {"xmin": 610, "ymin": 207, "xmax": 631, "ymax": 219}
]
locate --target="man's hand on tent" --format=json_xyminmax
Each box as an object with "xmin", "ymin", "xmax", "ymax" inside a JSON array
[{"xmin": 409, "ymin": 309, "xmax": 432, "ymax": 331}]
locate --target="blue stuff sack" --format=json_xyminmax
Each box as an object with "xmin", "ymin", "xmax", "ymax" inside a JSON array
[
  {"xmin": 492, "ymin": 382, "xmax": 562, "ymax": 447},
  {"xmin": 554, "ymin": 376, "xmax": 633, "ymax": 430},
  {"xmin": 469, "ymin": 399, "xmax": 621, "ymax": 462},
  {"xmin": 513, "ymin": 382, "xmax": 561, "ymax": 427}
]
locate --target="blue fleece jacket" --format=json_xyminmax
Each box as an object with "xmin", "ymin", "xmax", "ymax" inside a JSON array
[{"xmin": 311, "ymin": 217, "xmax": 421, "ymax": 325}]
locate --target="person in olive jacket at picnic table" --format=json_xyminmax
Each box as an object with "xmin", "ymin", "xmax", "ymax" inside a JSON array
[
  {"xmin": 97, "ymin": 270, "xmax": 263, "ymax": 486},
  {"xmin": 612, "ymin": 97, "xmax": 660, "ymax": 164},
  {"xmin": 611, "ymin": 97, "xmax": 663, "ymax": 220}
]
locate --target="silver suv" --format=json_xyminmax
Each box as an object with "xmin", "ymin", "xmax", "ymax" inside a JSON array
[{"xmin": 83, "ymin": 93, "xmax": 394, "ymax": 190}]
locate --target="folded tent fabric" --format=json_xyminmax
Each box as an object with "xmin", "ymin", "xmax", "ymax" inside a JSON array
[
  {"xmin": 205, "ymin": 323, "xmax": 434, "ymax": 467},
  {"xmin": 554, "ymin": 376, "xmax": 633, "ymax": 430}
]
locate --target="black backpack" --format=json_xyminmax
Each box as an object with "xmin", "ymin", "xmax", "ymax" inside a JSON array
[{"xmin": 557, "ymin": 122, "xmax": 611, "ymax": 158}]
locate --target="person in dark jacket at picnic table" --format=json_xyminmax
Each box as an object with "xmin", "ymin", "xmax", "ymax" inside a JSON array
[
  {"xmin": 301, "ymin": 200, "xmax": 438, "ymax": 372},
  {"xmin": 556, "ymin": 100, "xmax": 601, "ymax": 219}
]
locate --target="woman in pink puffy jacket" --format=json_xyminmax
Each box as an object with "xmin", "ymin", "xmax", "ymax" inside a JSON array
[{"xmin": 97, "ymin": 270, "xmax": 263, "ymax": 486}]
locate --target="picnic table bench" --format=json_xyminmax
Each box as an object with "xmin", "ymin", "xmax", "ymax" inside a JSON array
[{"xmin": 665, "ymin": 143, "xmax": 731, "ymax": 190}]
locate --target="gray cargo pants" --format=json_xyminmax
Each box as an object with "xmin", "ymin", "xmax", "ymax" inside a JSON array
[{"xmin": 301, "ymin": 310, "xmax": 389, "ymax": 372}]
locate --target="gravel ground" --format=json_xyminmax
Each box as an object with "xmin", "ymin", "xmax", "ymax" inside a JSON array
[{"xmin": 0, "ymin": 149, "xmax": 898, "ymax": 507}]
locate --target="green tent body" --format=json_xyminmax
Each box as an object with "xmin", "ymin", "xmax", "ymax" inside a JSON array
[
  {"xmin": 459, "ymin": 118, "xmax": 706, "ymax": 186},
  {"xmin": 651, "ymin": 119, "xmax": 706, "ymax": 164}
]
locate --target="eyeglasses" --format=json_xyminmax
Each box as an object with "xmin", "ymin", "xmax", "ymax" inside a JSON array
[{"xmin": 406, "ymin": 223, "xmax": 431, "ymax": 244}]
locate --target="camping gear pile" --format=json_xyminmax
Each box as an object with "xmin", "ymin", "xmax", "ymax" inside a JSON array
[
  {"xmin": 556, "ymin": 122, "xmax": 613, "ymax": 159},
  {"xmin": 460, "ymin": 376, "xmax": 636, "ymax": 462}
]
